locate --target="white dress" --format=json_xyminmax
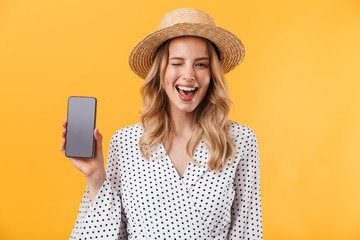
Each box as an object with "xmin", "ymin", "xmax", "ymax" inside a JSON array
[{"xmin": 69, "ymin": 121, "xmax": 263, "ymax": 239}]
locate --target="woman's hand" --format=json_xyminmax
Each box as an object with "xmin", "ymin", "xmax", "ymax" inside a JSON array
[{"xmin": 60, "ymin": 117, "xmax": 106, "ymax": 203}]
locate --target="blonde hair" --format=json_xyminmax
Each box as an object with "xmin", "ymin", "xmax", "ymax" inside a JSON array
[{"xmin": 139, "ymin": 37, "xmax": 234, "ymax": 171}]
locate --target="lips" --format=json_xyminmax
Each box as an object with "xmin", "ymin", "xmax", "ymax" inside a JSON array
[{"xmin": 176, "ymin": 85, "xmax": 198, "ymax": 101}]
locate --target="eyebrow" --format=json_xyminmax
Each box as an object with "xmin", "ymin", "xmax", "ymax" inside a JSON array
[{"xmin": 169, "ymin": 57, "xmax": 210, "ymax": 61}]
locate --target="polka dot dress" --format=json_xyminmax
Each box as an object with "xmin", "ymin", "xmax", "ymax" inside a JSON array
[{"xmin": 70, "ymin": 121, "xmax": 263, "ymax": 239}]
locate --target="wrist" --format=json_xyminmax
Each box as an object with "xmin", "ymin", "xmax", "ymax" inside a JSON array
[{"xmin": 85, "ymin": 169, "xmax": 106, "ymax": 188}]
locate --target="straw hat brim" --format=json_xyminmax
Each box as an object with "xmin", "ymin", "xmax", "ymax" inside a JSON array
[{"xmin": 129, "ymin": 23, "xmax": 245, "ymax": 79}]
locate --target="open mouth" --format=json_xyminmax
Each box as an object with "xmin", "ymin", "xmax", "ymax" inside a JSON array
[{"xmin": 176, "ymin": 85, "xmax": 198, "ymax": 96}]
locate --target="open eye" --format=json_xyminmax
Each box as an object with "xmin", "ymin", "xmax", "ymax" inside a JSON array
[{"xmin": 196, "ymin": 63, "xmax": 208, "ymax": 68}]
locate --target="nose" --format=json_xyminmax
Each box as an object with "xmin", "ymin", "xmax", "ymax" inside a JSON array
[{"xmin": 182, "ymin": 64, "xmax": 195, "ymax": 81}]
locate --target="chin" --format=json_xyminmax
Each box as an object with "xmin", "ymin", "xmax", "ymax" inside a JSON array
[
  {"xmin": 174, "ymin": 103, "xmax": 198, "ymax": 113},
  {"xmin": 179, "ymin": 106, "xmax": 197, "ymax": 113}
]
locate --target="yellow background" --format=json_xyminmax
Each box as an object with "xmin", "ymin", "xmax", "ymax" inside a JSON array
[{"xmin": 0, "ymin": 0, "xmax": 359, "ymax": 239}]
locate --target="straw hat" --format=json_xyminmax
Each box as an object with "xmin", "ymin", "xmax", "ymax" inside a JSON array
[{"xmin": 129, "ymin": 8, "xmax": 245, "ymax": 79}]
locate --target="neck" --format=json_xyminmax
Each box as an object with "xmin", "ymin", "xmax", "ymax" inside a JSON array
[{"xmin": 170, "ymin": 109, "xmax": 195, "ymax": 138}]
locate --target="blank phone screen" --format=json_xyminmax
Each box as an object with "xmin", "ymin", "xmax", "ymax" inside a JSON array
[{"xmin": 65, "ymin": 97, "xmax": 97, "ymax": 158}]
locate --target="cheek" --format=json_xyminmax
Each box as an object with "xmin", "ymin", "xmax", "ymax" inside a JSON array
[
  {"xmin": 199, "ymin": 71, "xmax": 211, "ymax": 90},
  {"xmin": 164, "ymin": 67, "xmax": 176, "ymax": 87},
  {"xmin": 163, "ymin": 68, "xmax": 176, "ymax": 93},
  {"xmin": 164, "ymin": 66, "xmax": 179, "ymax": 78}
]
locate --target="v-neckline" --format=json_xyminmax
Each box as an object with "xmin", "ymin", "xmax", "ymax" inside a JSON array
[{"xmin": 161, "ymin": 140, "xmax": 204, "ymax": 179}]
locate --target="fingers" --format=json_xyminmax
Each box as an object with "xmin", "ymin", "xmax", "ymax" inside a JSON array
[
  {"xmin": 60, "ymin": 127, "xmax": 66, "ymax": 153},
  {"xmin": 94, "ymin": 128, "xmax": 103, "ymax": 153},
  {"xmin": 60, "ymin": 117, "xmax": 67, "ymax": 153}
]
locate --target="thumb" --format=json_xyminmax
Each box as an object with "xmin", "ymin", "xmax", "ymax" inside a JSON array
[{"xmin": 94, "ymin": 128, "xmax": 103, "ymax": 153}]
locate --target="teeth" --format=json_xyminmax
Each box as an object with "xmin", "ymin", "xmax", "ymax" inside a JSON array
[{"xmin": 177, "ymin": 86, "xmax": 196, "ymax": 91}]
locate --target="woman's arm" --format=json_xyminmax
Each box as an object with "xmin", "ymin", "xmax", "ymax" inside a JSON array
[
  {"xmin": 61, "ymin": 119, "xmax": 127, "ymax": 239},
  {"xmin": 60, "ymin": 119, "xmax": 106, "ymax": 203},
  {"xmin": 69, "ymin": 131, "xmax": 128, "ymax": 239},
  {"xmin": 227, "ymin": 128, "xmax": 263, "ymax": 240}
]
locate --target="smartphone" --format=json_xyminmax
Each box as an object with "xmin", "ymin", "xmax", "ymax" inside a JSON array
[{"xmin": 65, "ymin": 96, "xmax": 97, "ymax": 158}]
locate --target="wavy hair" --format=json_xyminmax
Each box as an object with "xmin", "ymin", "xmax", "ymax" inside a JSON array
[{"xmin": 139, "ymin": 37, "xmax": 235, "ymax": 171}]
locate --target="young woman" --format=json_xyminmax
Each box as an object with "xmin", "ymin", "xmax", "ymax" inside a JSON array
[{"xmin": 60, "ymin": 8, "xmax": 263, "ymax": 240}]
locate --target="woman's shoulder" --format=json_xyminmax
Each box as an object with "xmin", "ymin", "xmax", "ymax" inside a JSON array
[
  {"xmin": 228, "ymin": 121, "xmax": 260, "ymax": 160},
  {"xmin": 228, "ymin": 120, "xmax": 258, "ymax": 140},
  {"xmin": 111, "ymin": 122, "xmax": 143, "ymax": 140}
]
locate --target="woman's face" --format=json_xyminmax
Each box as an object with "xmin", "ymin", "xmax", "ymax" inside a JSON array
[{"xmin": 163, "ymin": 36, "xmax": 211, "ymax": 116}]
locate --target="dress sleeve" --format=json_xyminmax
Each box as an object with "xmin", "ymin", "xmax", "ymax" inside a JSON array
[
  {"xmin": 69, "ymin": 132, "xmax": 128, "ymax": 240},
  {"xmin": 227, "ymin": 129, "xmax": 263, "ymax": 240}
]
